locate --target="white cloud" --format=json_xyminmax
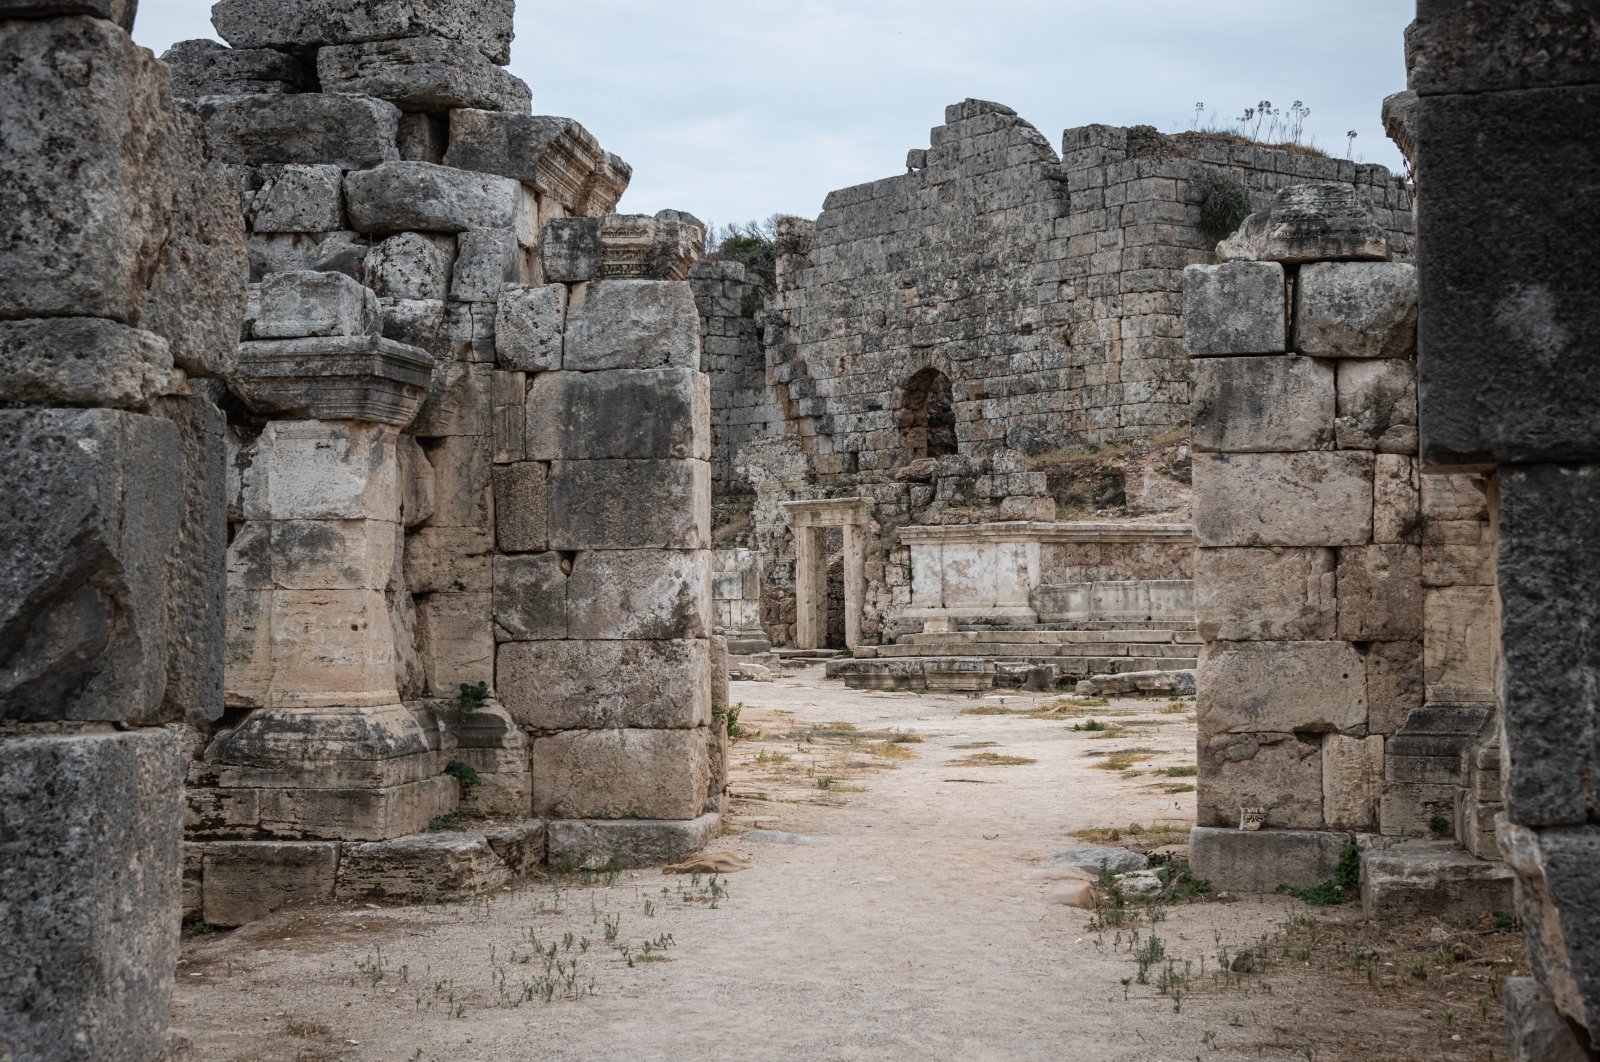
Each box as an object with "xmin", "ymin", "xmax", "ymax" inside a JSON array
[{"xmin": 133, "ymin": 1, "xmax": 1411, "ymax": 225}]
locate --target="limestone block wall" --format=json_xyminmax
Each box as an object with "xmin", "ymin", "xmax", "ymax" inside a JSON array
[
  {"xmin": 1409, "ymin": 2, "xmax": 1600, "ymax": 1055},
  {"xmin": 1182, "ymin": 185, "xmax": 1495, "ymax": 889},
  {"xmin": 691, "ymin": 259, "xmax": 780, "ymax": 492},
  {"xmin": 760, "ymin": 100, "xmax": 1414, "ymax": 479},
  {"xmin": 0, "ymin": 4, "xmax": 246, "ymax": 1055}
]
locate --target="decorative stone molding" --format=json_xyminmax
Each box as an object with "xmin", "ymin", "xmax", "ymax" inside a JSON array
[{"xmin": 233, "ymin": 334, "xmax": 434, "ymax": 426}]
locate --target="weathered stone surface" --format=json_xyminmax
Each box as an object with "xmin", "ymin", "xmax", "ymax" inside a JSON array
[
  {"xmin": 491, "ymin": 551, "xmax": 566, "ymax": 639},
  {"xmin": 199, "ymin": 840, "xmax": 338, "ymax": 926},
  {"xmin": 1047, "ymin": 846, "xmax": 1148, "ymax": 874},
  {"xmin": 161, "ymin": 38, "xmax": 303, "ymax": 97},
  {"xmin": 231, "ymin": 518, "xmax": 398, "ymax": 592},
  {"xmin": 1422, "ymin": 472, "xmax": 1491, "ymax": 523},
  {"xmin": 1197, "ymin": 731, "xmax": 1325, "ymax": 829},
  {"xmin": 0, "ymin": 14, "xmax": 173, "ymax": 323},
  {"xmin": 0, "ymin": 0, "xmax": 136, "ymax": 26},
  {"xmin": 213, "ymin": 0, "xmax": 516, "ymax": 64},
  {"xmin": 1336, "ymin": 359, "xmax": 1418, "ymax": 452},
  {"xmin": 492, "ymin": 461, "xmax": 548, "ymax": 552},
  {"xmin": 1366, "ymin": 639, "xmax": 1425, "ymax": 735},
  {"xmin": 233, "ymin": 334, "xmax": 433, "ymax": 426},
  {"xmin": 563, "ymin": 280, "xmax": 702, "ymax": 371},
  {"xmin": 1198, "ymin": 641, "xmax": 1367, "ymax": 735},
  {"xmin": 540, "ymin": 213, "xmax": 703, "ymax": 284},
  {"xmin": 191, "ymin": 93, "xmax": 401, "ymax": 169},
  {"xmin": 1373, "ymin": 453, "xmax": 1423, "ymax": 544},
  {"xmin": 236, "ymin": 420, "xmax": 399, "ymax": 521},
  {"xmin": 1502, "ymin": 977, "xmax": 1594, "ymax": 1062},
  {"xmin": 1076, "ymin": 668, "xmax": 1196, "ymax": 697},
  {"xmin": 336, "ymin": 832, "xmax": 509, "ymax": 903},
  {"xmin": 495, "ymin": 284, "xmax": 564, "ymax": 371},
  {"xmin": 1191, "ymin": 355, "xmax": 1335, "ymax": 453},
  {"xmin": 381, "ymin": 296, "xmax": 446, "ymax": 356},
  {"xmin": 439, "ymin": 299, "xmax": 498, "ymax": 362},
  {"xmin": 366, "ymin": 232, "xmax": 454, "ymax": 301},
  {"xmin": 1194, "ymin": 546, "xmax": 1336, "ymax": 641},
  {"xmin": 1189, "ymin": 826, "xmax": 1351, "ymax": 892},
  {"xmin": 318, "ymin": 36, "xmax": 531, "ymax": 113},
  {"xmin": 445, "ymin": 112, "xmax": 631, "ymax": 216},
  {"xmin": 0, "ymin": 317, "xmax": 174, "ymax": 408},
  {"xmin": 0, "ymin": 409, "xmax": 181, "ymax": 723},
  {"xmin": 1323, "ymin": 734, "xmax": 1383, "ymax": 829},
  {"xmin": 248, "ymin": 230, "xmax": 371, "ymax": 282},
  {"xmin": 499, "ymin": 639, "xmax": 712, "ymax": 729},
  {"xmin": 345, "ymin": 161, "xmax": 520, "ymax": 234},
  {"xmin": 482, "ymin": 821, "xmax": 546, "ymax": 875},
  {"xmin": 248, "ymin": 164, "xmax": 345, "ymax": 234},
  {"xmin": 253, "ymin": 775, "xmax": 455, "ymax": 841},
  {"xmin": 1498, "ymin": 465, "xmax": 1600, "ymax": 825},
  {"xmin": 546, "ymin": 812, "xmax": 720, "ymax": 869},
  {"xmin": 526, "ymin": 368, "xmax": 709, "ymax": 461},
  {"xmin": 548, "ymin": 459, "xmax": 711, "ymax": 550},
  {"xmin": 1336, "ymin": 544, "xmax": 1423, "ymax": 641},
  {"xmin": 398, "ymin": 110, "xmax": 447, "ymax": 163},
  {"xmin": 225, "ymin": 589, "xmax": 398, "ymax": 708},
  {"xmin": 203, "ymin": 703, "xmax": 433, "ymax": 788},
  {"xmin": 1417, "ymin": 84, "xmax": 1600, "ymax": 466},
  {"xmin": 1423, "ymin": 585, "xmax": 1496, "ymax": 705},
  {"xmin": 1360, "ymin": 840, "xmax": 1514, "ymax": 921},
  {"xmin": 450, "ymin": 227, "xmax": 520, "ymax": 301},
  {"xmin": 1296, "ymin": 262, "xmax": 1418, "ymax": 360},
  {"xmin": 415, "ymin": 591, "xmax": 494, "ymax": 696},
  {"xmin": 532, "ymin": 728, "xmax": 711, "ymax": 820},
  {"xmin": 254, "ymin": 270, "xmax": 379, "ymax": 338},
  {"xmin": 1180, "ymin": 262, "xmax": 1286, "ymax": 356},
  {"xmin": 1409, "ymin": 0, "xmax": 1600, "ymax": 96},
  {"xmin": 1192, "ymin": 452, "xmax": 1374, "ymax": 547},
  {"xmin": 412, "ymin": 361, "xmax": 492, "ymax": 437},
  {"xmin": 566, "ymin": 550, "xmax": 712, "ymax": 640},
  {"xmin": 0, "ymin": 731, "xmax": 183, "ymax": 1061},
  {"xmin": 404, "ymin": 525, "xmax": 489, "ymax": 594},
  {"xmin": 1502, "ymin": 823, "xmax": 1600, "ymax": 1039},
  {"xmin": 1218, "ymin": 183, "xmax": 1389, "ymax": 264}
]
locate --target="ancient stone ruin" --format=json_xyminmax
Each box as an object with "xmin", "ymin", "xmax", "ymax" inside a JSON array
[{"xmin": 1, "ymin": 0, "xmax": 1597, "ymax": 1059}]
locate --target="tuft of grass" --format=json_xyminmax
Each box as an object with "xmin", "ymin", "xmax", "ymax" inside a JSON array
[
  {"xmin": 952, "ymin": 752, "xmax": 1037, "ymax": 767},
  {"xmin": 428, "ymin": 809, "xmax": 464, "ymax": 832},
  {"xmin": 886, "ymin": 729, "xmax": 924, "ymax": 743},
  {"xmin": 1158, "ymin": 782, "xmax": 1196, "ymax": 794},
  {"xmin": 1166, "ymin": 765, "xmax": 1198, "ymax": 777},
  {"xmin": 1280, "ymin": 843, "xmax": 1362, "ymax": 906},
  {"xmin": 959, "ymin": 705, "xmax": 1025, "ymax": 716},
  {"xmin": 825, "ymin": 721, "xmax": 858, "ymax": 732},
  {"xmin": 1092, "ymin": 747, "xmax": 1159, "ymax": 771},
  {"xmin": 1159, "ymin": 701, "xmax": 1191, "ymax": 714},
  {"xmin": 953, "ymin": 741, "xmax": 999, "ymax": 749},
  {"xmin": 868, "ymin": 741, "xmax": 916, "ymax": 760}
]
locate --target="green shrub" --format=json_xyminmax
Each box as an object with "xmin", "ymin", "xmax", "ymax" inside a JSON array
[{"xmin": 1197, "ymin": 172, "xmax": 1253, "ymax": 243}]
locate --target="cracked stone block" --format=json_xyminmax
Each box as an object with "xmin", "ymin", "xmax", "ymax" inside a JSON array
[
  {"xmin": 0, "ymin": 730, "xmax": 183, "ymax": 1061},
  {"xmin": 500, "ymin": 639, "xmax": 712, "ymax": 730},
  {"xmin": 491, "ymin": 551, "xmax": 567, "ymax": 640},
  {"xmin": 1191, "ymin": 354, "xmax": 1335, "ymax": 452},
  {"xmin": 335, "ymin": 832, "xmax": 510, "ymax": 903},
  {"xmin": 1193, "ymin": 451, "xmax": 1374, "ymax": 547},
  {"xmin": 1218, "ymin": 183, "xmax": 1389, "ymax": 264},
  {"xmin": 1423, "ymin": 585, "xmax": 1496, "ymax": 705},
  {"xmin": 1198, "ymin": 640, "xmax": 1367, "ymax": 736},
  {"xmin": 0, "ymin": 409, "xmax": 181, "ymax": 723},
  {"xmin": 1323, "ymin": 734, "xmax": 1384, "ymax": 829},
  {"xmin": 366, "ymin": 232, "xmax": 454, "ymax": 301},
  {"xmin": 236, "ymin": 419, "xmax": 400, "ymax": 523},
  {"xmin": 415, "ymin": 591, "xmax": 494, "ymax": 696},
  {"xmin": 1360, "ymin": 840, "xmax": 1514, "ymax": 921},
  {"xmin": 249, "ymin": 164, "xmax": 346, "ymax": 234},
  {"xmin": 0, "ymin": 317, "xmax": 174, "ymax": 408},
  {"xmin": 248, "ymin": 230, "xmax": 370, "ymax": 282},
  {"xmin": 1502, "ymin": 976, "xmax": 1594, "ymax": 1062},
  {"xmin": 450, "ymin": 227, "xmax": 519, "ymax": 302},
  {"xmin": 212, "ymin": 0, "xmax": 516, "ymax": 65},
  {"xmin": 253, "ymin": 270, "xmax": 380, "ymax": 338},
  {"xmin": 525, "ymin": 368, "xmax": 709, "ymax": 461},
  {"xmin": 547, "ymin": 458, "xmax": 710, "ymax": 550},
  {"xmin": 1335, "ymin": 358, "xmax": 1418, "ymax": 452},
  {"xmin": 1365, "ymin": 639, "xmax": 1424, "ymax": 735},
  {"xmin": 318, "ymin": 36, "xmax": 531, "ymax": 113},
  {"xmin": 445, "ymin": 111, "xmax": 631, "ymax": 216},
  {"xmin": 563, "ymin": 280, "xmax": 702, "ymax": 373},
  {"xmin": 1180, "ymin": 262, "xmax": 1286, "ymax": 356},
  {"xmin": 191, "ymin": 93, "xmax": 402, "ymax": 170},
  {"xmin": 532, "ymin": 728, "xmax": 711, "ymax": 820},
  {"xmin": 1374, "ymin": 453, "xmax": 1422, "ymax": 544},
  {"xmin": 1194, "ymin": 546, "xmax": 1336, "ymax": 642},
  {"xmin": 161, "ymin": 38, "xmax": 304, "ymax": 97},
  {"xmin": 546, "ymin": 813, "xmax": 721, "ymax": 869},
  {"xmin": 345, "ymin": 160, "xmax": 521, "ymax": 234},
  {"xmin": 539, "ymin": 213, "xmax": 702, "ymax": 284},
  {"xmin": 495, "ymin": 283, "xmax": 565, "ymax": 371},
  {"xmin": 0, "ymin": 0, "xmax": 137, "ymax": 26}
]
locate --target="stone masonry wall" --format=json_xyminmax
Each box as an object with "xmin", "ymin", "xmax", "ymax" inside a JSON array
[
  {"xmin": 1181, "ymin": 185, "xmax": 1497, "ymax": 893},
  {"xmin": 691, "ymin": 259, "xmax": 780, "ymax": 493},
  {"xmin": 1409, "ymin": 2, "xmax": 1600, "ymax": 1057},
  {"xmin": 0, "ymin": 3, "xmax": 246, "ymax": 1056},
  {"xmin": 760, "ymin": 100, "xmax": 1414, "ymax": 480}
]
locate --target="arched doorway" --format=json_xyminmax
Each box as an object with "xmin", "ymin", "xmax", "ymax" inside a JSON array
[{"xmin": 900, "ymin": 368, "xmax": 958, "ymax": 460}]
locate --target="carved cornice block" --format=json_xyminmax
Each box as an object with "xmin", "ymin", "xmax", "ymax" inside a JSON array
[
  {"xmin": 233, "ymin": 334, "xmax": 434, "ymax": 426},
  {"xmin": 540, "ymin": 210, "xmax": 705, "ymax": 283}
]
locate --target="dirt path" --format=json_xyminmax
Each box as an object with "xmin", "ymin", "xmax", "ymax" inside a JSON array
[{"xmin": 170, "ymin": 666, "xmax": 1519, "ymax": 1061}]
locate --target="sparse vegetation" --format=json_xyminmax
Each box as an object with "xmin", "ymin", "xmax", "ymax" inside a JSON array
[
  {"xmin": 1197, "ymin": 171, "xmax": 1254, "ymax": 242},
  {"xmin": 952, "ymin": 752, "xmax": 1037, "ymax": 767}
]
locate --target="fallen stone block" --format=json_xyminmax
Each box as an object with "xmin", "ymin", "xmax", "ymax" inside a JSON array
[
  {"xmin": 1076, "ymin": 668, "xmax": 1195, "ymax": 697},
  {"xmin": 336, "ymin": 831, "xmax": 509, "ymax": 903},
  {"xmin": 482, "ymin": 821, "xmax": 547, "ymax": 876},
  {"xmin": 1191, "ymin": 354, "xmax": 1334, "ymax": 452},
  {"xmin": 346, "ymin": 160, "xmax": 521, "ymax": 234},
  {"xmin": 212, "ymin": 0, "xmax": 516, "ymax": 64},
  {"xmin": 318, "ymin": 35, "xmax": 530, "ymax": 113},
  {"xmin": 1360, "ymin": 840, "xmax": 1514, "ymax": 920},
  {"xmin": 161, "ymin": 38, "xmax": 304, "ymax": 97},
  {"xmin": 0, "ymin": 730, "xmax": 183, "ymax": 1060},
  {"xmin": 0, "ymin": 317, "xmax": 174, "ymax": 408},
  {"xmin": 254, "ymin": 269, "xmax": 378, "ymax": 338},
  {"xmin": 547, "ymin": 458, "xmax": 710, "ymax": 550},
  {"xmin": 1296, "ymin": 262, "xmax": 1418, "ymax": 359},
  {"xmin": 1195, "ymin": 546, "xmax": 1336, "ymax": 642},
  {"xmin": 495, "ymin": 283, "xmax": 564, "ymax": 371},
  {"xmin": 1218, "ymin": 183, "xmax": 1389, "ymax": 264},
  {"xmin": 546, "ymin": 812, "xmax": 721, "ymax": 869},
  {"xmin": 1047, "ymin": 846, "xmax": 1147, "ymax": 874},
  {"xmin": 526, "ymin": 368, "xmax": 709, "ymax": 461},
  {"xmin": 0, "ymin": 14, "xmax": 174, "ymax": 323},
  {"xmin": 1196, "ymin": 731, "xmax": 1326, "ymax": 830},
  {"xmin": 1180, "ymin": 261, "xmax": 1286, "ymax": 356},
  {"xmin": 562, "ymin": 279, "xmax": 702, "ymax": 370},
  {"xmin": 0, "ymin": 409, "xmax": 181, "ymax": 723},
  {"xmin": 199, "ymin": 840, "xmax": 339, "ymax": 926},
  {"xmin": 248, "ymin": 164, "xmax": 346, "ymax": 234},
  {"xmin": 533, "ymin": 729, "xmax": 711, "ymax": 820},
  {"xmin": 1189, "ymin": 826, "xmax": 1352, "ymax": 892},
  {"xmin": 1193, "ymin": 451, "xmax": 1374, "ymax": 547},
  {"xmin": 498, "ymin": 639, "xmax": 712, "ymax": 729},
  {"xmin": 191, "ymin": 93, "xmax": 402, "ymax": 169},
  {"xmin": 445, "ymin": 111, "xmax": 631, "ymax": 216},
  {"xmin": 1198, "ymin": 640, "xmax": 1367, "ymax": 735}
]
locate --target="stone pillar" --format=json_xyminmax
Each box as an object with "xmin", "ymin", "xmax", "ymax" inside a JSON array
[
  {"xmin": 495, "ymin": 211, "xmax": 722, "ymax": 867},
  {"xmin": 0, "ymin": 4, "xmax": 246, "ymax": 1056},
  {"xmin": 1183, "ymin": 185, "xmax": 1508, "ymax": 911},
  {"xmin": 1410, "ymin": 3, "xmax": 1600, "ymax": 1056},
  {"xmin": 780, "ymin": 498, "xmax": 871, "ymax": 650},
  {"xmin": 793, "ymin": 525, "xmax": 826, "ymax": 649},
  {"xmin": 842, "ymin": 523, "xmax": 867, "ymax": 650}
]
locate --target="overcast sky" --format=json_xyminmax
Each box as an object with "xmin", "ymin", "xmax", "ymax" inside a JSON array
[{"xmin": 134, "ymin": 2, "xmax": 1412, "ymax": 229}]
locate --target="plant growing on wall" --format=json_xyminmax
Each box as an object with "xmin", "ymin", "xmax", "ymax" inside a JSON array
[{"xmin": 1197, "ymin": 172, "xmax": 1253, "ymax": 243}]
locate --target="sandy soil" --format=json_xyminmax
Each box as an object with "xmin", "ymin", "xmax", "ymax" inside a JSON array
[{"xmin": 170, "ymin": 666, "xmax": 1523, "ymax": 1061}]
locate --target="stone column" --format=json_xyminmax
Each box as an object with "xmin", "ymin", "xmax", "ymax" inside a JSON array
[
  {"xmin": 793, "ymin": 525, "xmax": 826, "ymax": 649},
  {"xmin": 1410, "ymin": 3, "xmax": 1600, "ymax": 1057},
  {"xmin": 842, "ymin": 522, "xmax": 868, "ymax": 650},
  {"xmin": 0, "ymin": 5, "xmax": 246, "ymax": 1057}
]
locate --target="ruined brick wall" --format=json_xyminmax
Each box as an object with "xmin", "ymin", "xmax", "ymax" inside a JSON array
[
  {"xmin": 761, "ymin": 100, "xmax": 1414, "ymax": 479},
  {"xmin": 691, "ymin": 259, "xmax": 780, "ymax": 493},
  {"xmin": 0, "ymin": 4, "xmax": 245, "ymax": 1055}
]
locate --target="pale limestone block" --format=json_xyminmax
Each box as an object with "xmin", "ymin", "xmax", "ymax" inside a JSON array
[
  {"xmin": 532, "ymin": 728, "xmax": 711, "ymax": 820},
  {"xmin": 225, "ymin": 588, "xmax": 397, "ymax": 708},
  {"xmin": 1373, "ymin": 453, "xmax": 1422, "ymax": 544},
  {"xmin": 254, "ymin": 269, "xmax": 379, "ymax": 338},
  {"xmin": 336, "ymin": 831, "xmax": 511, "ymax": 903},
  {"xmin": 238, "ymin": 420, "xmax": 399, "ymax": 521},
  {"xmin": 412, "ymin": 361, "xmax": 493, "ymax": 437},
  {"xmin": 1335, "ymin": 358, "xmax": 1418, "ymax": 453},
  {"xmin": 1192, "ymin": 452, "xmax": 1374, "ymax": 547},
  {"xmin": 525, "ymin": 368, "xmax": 710, "ymax": 461},
  {"xmin": 566, "ymin": 549, "xmax": 712, "ymax": 640},
  {"xmin": 398, "ymin": 434, "xmax": 435, "ymax": 528},
  {"xmin": 1336, "ymin": 544, "xmax": 1424, "ymax": 640},
  {"xmin": 1422, "ymin": 520, "xmax": 1496, "ymax": 586},
  {"xmin": 256, "ymin": 776, "xmax": 455, "ymax": 842},
  {"xmin": 492, "ymin": 461, "xmax": 547, "ymax": 551},
  {"xmin": 1424, "ymin": 586, "xmax": 1497, "ymax": 703},
  {"xmin": 1421, "ymin": 472, "xmax": 1491, "ymax": 523},
  {"xmin": 1194, "ymin": 546, "xmax": 1336, "ymax": 641},
  {"xmin": 415, "ymin": 591, "xmax": 494, "ymax": 696},
  {"xmin": 228, "ymin": 518, "xmax": 397, "ymax": 591},
  {"xmin": 1365, "ymin": 639, "xmax": 1424, "ymax": 735},
  {"xmin": 548, "ymin": 459, "xmax": 710, "ymax": 550},
  {"xmin": 500, "ymin": 639, "xmax": 712, "ymax": 730},
  {"xmin": 495, "ymin": 283, "xmax": 565, "ymax": 371},
  {"xmin": 1199, "ymin": 640, "xmax": 1367, "ymax": 734},
  {"xmin": 1191, "ymin": 355, "xmax": 1335, "ymax": 453},
  {"xmin": 562, "ymin": 280, "xmax": 701, "ymax": 371},
  {"xmin": 1294, "ymin": 262, "xmax": 1417, "ymax": 359},
  {"xmin": 404, "ymin": 525, "xmax": 491, "ymax": 593},
  {"xmin": 200, "ymin": 841, "xmax": 338, "ymax": 927},
  {"xmin": 1323, "ymin": 734, "xmax": 1384, "ymax": 829},
  {"xmin": 1181, "ymin": 262, "xmax": 1286, "ymax": 355},
  {"xmin": 492, "ymin": 369, "xmax": 526, "ymax": 463},
  {"xmin": 422, "ymin": 432, "xmax": 493, "ymax": 526},
  {"xmin": 1196, "ymin": 731, "xmax": 1324, "ymax": 829},
  {"xmin": 492, "ymin": 552, "xmax": 567, "ymax": 640}
]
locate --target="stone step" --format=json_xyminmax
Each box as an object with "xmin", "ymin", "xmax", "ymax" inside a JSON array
[
  {"xmin": 877, "ymin": 642, "xmax": 1198, "ymax": 659},
  {"xmin": 827, "ymin": 656, "xmax": 1199, "ymax": 685},
  {"xmin": 901, "ymin": 629, "xmax": 1198, "ymax": 646}
]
